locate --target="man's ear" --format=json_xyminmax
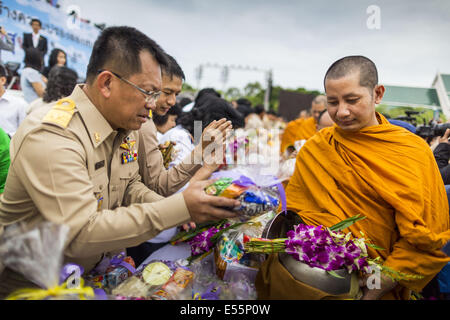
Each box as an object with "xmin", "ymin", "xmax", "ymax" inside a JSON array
[
  {"xmin": 0, "ymin": 76, "xmax": 7, "ymax": 87},
  {"xmin": 96, "ymin": 71, "xmax": 113, "ymax": 98},
  {"xmin": 373, "ymin": 84, "xmax": 385, "ymax": 104}
]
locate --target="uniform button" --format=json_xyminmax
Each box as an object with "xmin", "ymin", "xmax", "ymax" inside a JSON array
[
  {"xmin": 99, "ymin": 185, "xmax": 103, "ymax": 190},
  {"xmin": 128, "ymin": 172, "xmax": 132, "ymax": 177},
  {"xmin": 112, "ymin": 186, "xmax": 117, "ymax": 191}
]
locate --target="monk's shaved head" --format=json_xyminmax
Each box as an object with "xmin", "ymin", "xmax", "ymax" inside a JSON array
[
  {"xmin": 311, "ymin": 94, "xmax": 327, "ymax": 123},
  {"xmin": 324, "ymin": 56, "xmax": 378, "ymax": 92}
]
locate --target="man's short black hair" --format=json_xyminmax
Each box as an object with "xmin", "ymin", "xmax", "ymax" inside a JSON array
[
  {"xmin": 324, "ymin": 55, "xmax": 378, "ymax": 91},
  {"xmin": 85, "ymin": 26, "xmax": 168, "ymax": 84},
  {"xmin": 161, "ymin": 54, "xmax": 185, "ymax": 81},
  {"xmin": 24, "ymin": 48, "xmax": 43, "ymax": 71},
  {"xmin": 254, "ymin": 104, "xmax": 265, "ymax": 115},
  {"xmin": 0, "ymin": 64, "xmax": 7, "ymax": 78},
  {"xmin": 236, "ymin": 98, "xmax": 252, "ymax": 107},
  {"xmin": 30, "ymin": 18, "xmax": 42, "ymax": 27}
]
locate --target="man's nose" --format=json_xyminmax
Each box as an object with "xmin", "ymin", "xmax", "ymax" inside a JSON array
[
  {"xmin": 336, "ymin": 103, "xmax": 350, "ymax": 118},
  {"xmin": 167, "ymin": 94, "xmax": 176, "ymax": 106},
  {"xmin": 146, "ymin": 100, "xmax": 157, "ymax": 111}
]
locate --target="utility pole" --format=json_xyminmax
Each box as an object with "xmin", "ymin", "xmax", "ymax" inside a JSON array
[{"xmin": 195, "ymin": 63, "xmax": 273, "ymax": 109}]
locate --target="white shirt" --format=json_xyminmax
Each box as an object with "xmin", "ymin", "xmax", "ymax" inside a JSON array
[
  {"xmin": 147, "ymin": 125, "xmax": 195, "ymax": 244},
  {"xmin": 32, "ymin": 32, "xmax": 40, "ymax": 48},
  {"xmin": 0, "ymin": 90, "xmax": 28, "ymax": 136}
]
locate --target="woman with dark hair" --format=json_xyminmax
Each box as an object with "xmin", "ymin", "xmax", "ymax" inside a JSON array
[
  {"xmin": 178, "ymin": 95, "xmax": 244, "ymax": 143},
  {"xmin": 20, "ymin": 48, "xmax": 46, "ymax": 103},
  {"xmin": 27, "ymin": 66, "xmax": 78, "ymax": 114},
  {"xmin": 42, "ymin": 48, "xmax": 67, "ymax": 79}
]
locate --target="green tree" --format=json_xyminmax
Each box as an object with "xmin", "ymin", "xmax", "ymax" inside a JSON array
[
  {"xmin": 375, "ymin": 104, "xmax": 444, "ymax": 125},
  {"xmin": 182, "ymin": 82, "xmax": 196, "ymax": 92},
  {"xmin": 224, "ymin": 87, "xmax": 242, "ymax": 101}
]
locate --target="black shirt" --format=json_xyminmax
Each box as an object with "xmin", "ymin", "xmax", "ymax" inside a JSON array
[{"xmin": 433, "ymin": 142, "xmax": 450, "ymax": 185}]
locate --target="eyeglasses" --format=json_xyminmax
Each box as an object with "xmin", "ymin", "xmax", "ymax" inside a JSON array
[{"xmin": 97, "ymin": 69, "xmax": 161, "ymax": 104}]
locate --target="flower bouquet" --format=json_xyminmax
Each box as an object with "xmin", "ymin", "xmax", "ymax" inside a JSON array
[{"xmin": 246, "ymin": 214, "xmax": 422, "ymax": 298}]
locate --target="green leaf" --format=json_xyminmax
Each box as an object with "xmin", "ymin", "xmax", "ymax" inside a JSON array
[
  {"xmin": 170, "ymin": 220, "xmax": 227, "ymax": 243},
  {"xmin": 210, "ymin": 221, "xmax": 250, "ymax": 243},
  {"xmin": 366, "ymin": 243, "xmax": 385, "ymax": 250},
  {"xmin": 326, "ymin": 270, "xmax": 345, "ymax": 279},
  {"xmin": 329, "ymin": 214, "xmax": 366, "ymax": 232}
]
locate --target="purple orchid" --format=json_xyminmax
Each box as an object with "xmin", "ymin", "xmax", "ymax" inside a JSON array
[
  {"xmin": 188, "ymin": 223, "xmax": 231, "ymax": 256},
  {"xmin": 284, "ymin": 224, "xmax": 369, "ymax": 273}
]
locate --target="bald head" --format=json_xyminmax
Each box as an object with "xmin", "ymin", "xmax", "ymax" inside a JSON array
[
  {"xmin": 317, "ymin": 110, "xmax": 334, "ymax": 131},
  {"xmin": 311, "ymin": 95, "xmax": 327, "ymax": 123}
]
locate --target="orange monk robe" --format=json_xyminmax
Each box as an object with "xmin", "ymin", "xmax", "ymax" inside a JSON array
[
  {"xmin": 285, "ymin": 113, "xmax": 450, "ymax": 299},
  {"xmin": 280, "ymin": 117, "xmax": 317, "ymax": 153}
]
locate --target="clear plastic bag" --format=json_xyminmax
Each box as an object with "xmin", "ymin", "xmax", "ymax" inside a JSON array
[
  {"xmin": 0, "ymin": 221, "xmax": 101, "ymax": 300},
  {"xmin": 0, "ymin": 222, "xmax": 69, "ymax": 290},
  {"xmin": 208, "ymin": 166, "xmax": 286, "ymax": 222},
  {"xmin": 213, "ymin": 212, "xmax": 275, "ymax": 284}
]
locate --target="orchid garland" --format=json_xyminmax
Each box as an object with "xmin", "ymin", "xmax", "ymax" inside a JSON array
[{"xmin": 244, "ymin": 215, "xmax": 423, "ymax": 281}]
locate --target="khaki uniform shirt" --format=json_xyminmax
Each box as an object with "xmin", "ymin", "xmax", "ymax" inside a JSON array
[
  {"xmin": 138, "ymin": 120, "xmax": 201, "ymax": 197},
  {"xmin": 0, "ymin": 85, "xmax": 191, "ymax": 274}
]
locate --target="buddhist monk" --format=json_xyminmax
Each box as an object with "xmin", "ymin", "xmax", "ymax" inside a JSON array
[
  {"xmin": 280, "ymin": 95, "xmax": 327, "ymax": 154},
  {"xmin": 257, "ymin": 55, "xmax": 450, "ymax": 300},
  {"xmin": 316, "ymin": 109, "xmax": 334, "ymax": 131}
]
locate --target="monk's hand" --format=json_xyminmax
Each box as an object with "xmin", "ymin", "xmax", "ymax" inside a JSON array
[
  {"xmin": 358, "ymin": 272, "xmax": 398, "ymax": 300},
  {"xmin": 182, "ymin": 179, "xmax": 239, "ymax": 223},
  {"xmin": 438, "ymin": 128, "xmax": 450, "ymax": 145}
]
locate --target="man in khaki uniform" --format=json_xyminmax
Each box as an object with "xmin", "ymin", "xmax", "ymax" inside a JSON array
[
  {"xmin": 0, "ymin": 26, "xmax": 238, "ymax": 297},
  {"xmin": 132, "ymin": 55, "xmax": 229, "ymax": 264}
]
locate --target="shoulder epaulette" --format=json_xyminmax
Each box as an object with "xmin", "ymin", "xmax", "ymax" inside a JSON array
[{"xmin": 42, "ymin": 98, "xmax": 76, "ymax": 129}]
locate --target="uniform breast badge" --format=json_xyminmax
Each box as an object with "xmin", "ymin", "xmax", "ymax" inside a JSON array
[{"xmin": 120, "ymin": 136, "xmax": 138, "ymax": 164}]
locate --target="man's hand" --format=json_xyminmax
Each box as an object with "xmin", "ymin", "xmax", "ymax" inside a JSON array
[
  {"xmin": 0, "ymin": 27, "xmax": 7, "ymax": 36},
  {"xmin": 182, "ymin": 222, "xmax": 197, "ymax": 231},
  {"xmin": 200, "ymin": 118, "xmax": 232, "ymax": 152},
  {"xmin": 358, "ymin": 272, "xmax": 398, "ymax": 300},
  {"xmin": 438, "ymin": 128, "xmax": 450, "ymax": 145},
  {"xmin": 182, "ymin": 179, "xmax": 239, "ymax": 223}
]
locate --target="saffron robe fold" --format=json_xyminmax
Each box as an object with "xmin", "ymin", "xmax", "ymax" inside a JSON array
[
  {"xmin": 283, "ymin": 113, "xmax": 450, "ymax": 298},
  {"xmin": 280, "ymin": 117, "xmax": 317, "ymax": 153}
]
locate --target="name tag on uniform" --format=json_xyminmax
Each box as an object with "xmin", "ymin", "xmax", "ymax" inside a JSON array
[{"xmin": 95, "ymin": 160, "xmax": 105, "ymax": 170}]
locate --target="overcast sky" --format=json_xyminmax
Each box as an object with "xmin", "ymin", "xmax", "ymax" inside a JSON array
[{"xmin": 63, "ymin": 0, "xmax": 450, "ymax": 92}]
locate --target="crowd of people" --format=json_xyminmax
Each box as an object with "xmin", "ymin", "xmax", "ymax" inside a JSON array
[{"xmin": 0, "ymin": 23, "xmax": 449, "ymax": 301}]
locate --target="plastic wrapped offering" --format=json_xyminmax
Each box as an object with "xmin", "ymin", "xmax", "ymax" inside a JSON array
[
  {"xmin": 111, "ymin": 260, "xmax": 181, "ymax": 299},
  {"xmin": 0, "ymin": 222, "xmax": 96, "ymax": 300},
  {"xmin": 205, "ymin": 167, "xmax": 286, "ymax": 222}
]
